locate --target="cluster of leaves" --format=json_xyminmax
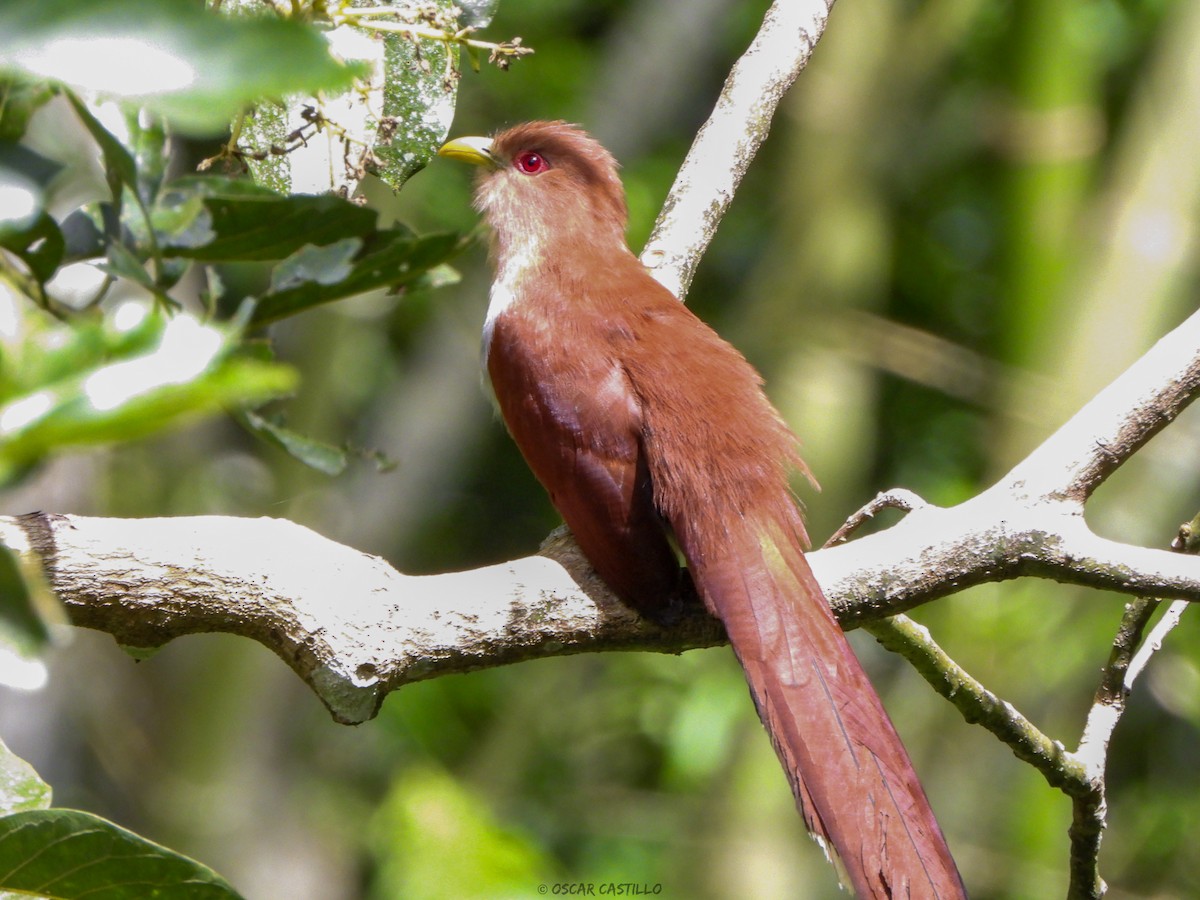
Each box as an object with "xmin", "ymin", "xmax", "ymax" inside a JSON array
[{"xmin": 0, "ymin": 0, "xmax": 512, "ymax": 895}]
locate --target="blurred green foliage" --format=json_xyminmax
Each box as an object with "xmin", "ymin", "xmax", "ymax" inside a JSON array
[
  {"xmin": 0, "ymin": 0, "xmax": 467, "ymax": 895},
  {"xmin": 0, "ymin": 0, "xmax": 363, "ymax": 134},
  {"xmin": 1, "ymin": 0, "xmax": 1199, "ymax": 899}
]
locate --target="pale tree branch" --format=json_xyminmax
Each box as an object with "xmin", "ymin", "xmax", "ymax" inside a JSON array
[
  {"xmin": 999, "ymin": 304, "xmax": 1200, "ymax": 504},
  {"xmin": 810, "ymin": 308, "xmax": 1200, "ymax": 619},
  {"xmin": 639, "ymin": 0, "xmax": 836, "ymax": 299},
  {"xmin": 5, "ymin": 306, "xmax": 1200, "ymax": 731},
  {"xmin": 0, "ymin": 514, "xmax": 725, "ymax": 725},
  {"xmin": 1066, "ymin": 516, "xmax": 1199, "ymax": 899}
]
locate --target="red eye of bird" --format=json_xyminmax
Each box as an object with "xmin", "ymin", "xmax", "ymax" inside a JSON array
[{"xmin": 514, "ymin": 151, "xmax": 548, "ymax": 174}]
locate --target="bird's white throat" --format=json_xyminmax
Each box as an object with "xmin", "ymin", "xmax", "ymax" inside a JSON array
[{"xmin": 482, "ymin": 238, "xmax": 542, "ymax": 362}]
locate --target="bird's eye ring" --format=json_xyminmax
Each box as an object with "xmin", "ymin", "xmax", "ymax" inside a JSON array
[{"xmin": 514, "ymin": 151, "xmax": 548, "ymax": 175}]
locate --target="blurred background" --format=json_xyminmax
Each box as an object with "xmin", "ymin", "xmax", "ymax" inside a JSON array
[{"xmin": 4, "ymin": 0, "xmax": 1200, "ymax": 897}]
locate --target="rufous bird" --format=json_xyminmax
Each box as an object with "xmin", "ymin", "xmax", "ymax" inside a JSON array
[{"xmin": 439, "ymin": 121, "xmax": 965, "ymax": 898}]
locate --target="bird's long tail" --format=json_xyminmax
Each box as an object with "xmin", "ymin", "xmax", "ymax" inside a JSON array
[{"xmin": 678, "ymin": 505, "xmax": 965, "ymax": 899}]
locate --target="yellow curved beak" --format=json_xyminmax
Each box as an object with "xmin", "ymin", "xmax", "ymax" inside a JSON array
[{"xmin": 437, "ymin": 136, "xmax": 499, "ymax": 168}]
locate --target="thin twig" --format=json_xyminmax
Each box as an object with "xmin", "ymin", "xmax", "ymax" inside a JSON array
[
  {"xmin": 825, "ymin": 488, "xmax": 930, "ymax": 546},
  {"xmin": 866, "ymin": 614, "xmax": 1087, "ymax": 792},
  {"xmin": 828, "ymin": 491, "xmax": 1089, "ymax": 794},
  {"xmin": 1068, "ymin": 514, "xmax": 1198, "ymax": 898},
  {"xmin": 1126, "ymin": 599, "xmax": 1188, "ymax": 685},
  {"xmin": 336, "ymin": 8, "xmax": 533, "ymax": 70}
]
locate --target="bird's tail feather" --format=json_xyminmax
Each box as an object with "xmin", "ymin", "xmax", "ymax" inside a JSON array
[{"xmin": 679, "ymin": 506, "xmax": 965, "ymax": 899}]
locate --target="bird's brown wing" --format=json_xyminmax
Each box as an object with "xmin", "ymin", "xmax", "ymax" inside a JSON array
[{"xmin": 486, "ymin": 308, "xmax": 682, "ymax": 617}]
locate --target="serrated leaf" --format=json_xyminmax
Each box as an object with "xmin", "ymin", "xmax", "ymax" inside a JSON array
[
  {"xmin": 0, "ymin": 0, "xmax": 362, "ymax": 135},
  {"xmin": 0, "ymin": 738, "xmax": 51, "ymax": 816},
  {"xmin": 0, "ymin": 809, "xmax": 243, "ymax": 898}
]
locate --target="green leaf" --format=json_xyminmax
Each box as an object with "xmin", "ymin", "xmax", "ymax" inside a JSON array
[
  {"xmin": 0, "ymin": 145, "xmax": 63, "ymax": 282},
  {"xmin": 135, "ymin": 177, "xmax": 464, "ymax": 322},
  {"xmin": 252, "ymin": 230, "xmax": 463, "ymax": 326},
  {"xmin": 408, "ymin": 263, "xmax": 462, "ymax": 293},
  {"xmin": 0, "ymin": 211, "xmax": 63, "ymax": 285},
  {"xmin": 373, "ymin": 2, "xmax": 461, "ymax": 189},
  {"xmin": 242, "ymin": 410, "xmax": 348, "ymax": 476},
  {"xmin": 269, "ymin": 239, "xmax": 361, "ymax": 292},
  {"xmin": 125, "ymin": 108, "xmax": 168, "ymax": 195},
  {"xmin": 62, "ymin": 92, "xmax": 155, "ymax": 281},
  {"xmin": 0, "ymin": 0, "xmax": 361, "ymax": 135},
  {"xmin": 99, "ymin": 240, "xmax": 156, "ymax": 291},
  {"xmin": 0, "ymin": 309, "xmax": 296, "ymax": 486},
  {"xmin": 0, "ymin": 809, "xmax": 243, "ymax": 898},
  {"xmin": 100, "ymin": 178, "xmax": 464, "ymax": 318},
  {"xmin": 0, "ymin": 300, "xmax": 160, "ymax": 399},
  {"xmin": 0, "ymin": 142, "xmax": 61, "ymax": 192},
  {"xmin": 63, "ymin": 93, "xmax": 137, "ymax": 194},
  {"xmin": 153, "ymin": 179, "xmax": 379, "ymax": 262},
  {"xmin": 238, "ymin": 0, "xmax": 460, "ymax": 193},
  {"xmin": 0, "ymin": 738, "xmax": 51, "ymax": 816}
]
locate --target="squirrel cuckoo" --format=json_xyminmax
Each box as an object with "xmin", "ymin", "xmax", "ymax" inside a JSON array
[{"xmin": 439, "ymin": 121, "xmax": 965, "ymax": 898}]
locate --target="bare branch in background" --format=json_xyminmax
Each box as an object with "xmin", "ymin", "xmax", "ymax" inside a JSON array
[{"xmin": 639, "ymin": 0, "xmax": 836, "ymax": 299}]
